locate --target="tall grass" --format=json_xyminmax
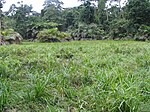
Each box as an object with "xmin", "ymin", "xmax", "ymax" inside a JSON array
[
  {"xmin": 0, "ymin": 81, "xmax": 11, "ymax": 111},
  {"xmin": 0, "ymin": 41, "xmax": 150, "ymax": 111}
]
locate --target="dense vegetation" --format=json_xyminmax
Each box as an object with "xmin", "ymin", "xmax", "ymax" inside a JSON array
[
  {"xmin": 0, "ymin": 0, "xmax": 150, "ymax": 111},
  {"xmin": 0, "ymin": 0, "xmax": 150, "ymax": 41},
  {"xmin": 0, "ymin": 41, "xmax": 150, "ymax": 111}
]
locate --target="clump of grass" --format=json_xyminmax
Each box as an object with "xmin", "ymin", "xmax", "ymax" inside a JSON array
[
  {"xmin": 0, "ymin": 64, "xmax": 7, "ymax": 78},
  {"xmin": 24, "ymin": 73, "xmax": 50, "ymax": 102},
  {"xmin": 55, "ymin": 48, "xmax": 74, "ymax": 59},
  {"xmin": 0, "ymin": 81, "xmax": 11, "ymax": 111}
]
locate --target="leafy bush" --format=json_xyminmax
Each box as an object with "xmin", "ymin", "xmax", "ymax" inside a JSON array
[
  {"xmin": 0, "ymin": 29, "xmax": 23, "ymax": 44},
  {"xmin": 1, "ymin": 29, "xmax": 15, "ymax": 36},
  {"xmin": 70, "ymin": 23, "xmax": 105, "ymax": 40},
  {"xmin": 138, "ymin": 25, "xmax": 150, "ymax": 38},
  {"xmin": 26, "ymin": 22, "xmax": 62, "ymax": 39},
  {"xmin": 87, "ymin": 23, "xmax": 105, "ymax": 39},
  {"xmin": 37, "ymin": 28, "xmax": 69, "ymax": 42},
  {"xmin": 133, "ymin": 25, "xmax": 150, "ymax": 41},
  {"xmin": 58, "ymin": 32, "xmax": 69, "ymax": 38},
  {"xmin": 109, "ymin": 19, "xmax": 130, "ymax": 39}
]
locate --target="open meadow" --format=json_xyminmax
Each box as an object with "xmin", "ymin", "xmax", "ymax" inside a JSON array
[{"xmin": 0, "ymin": 41, "xmax": 150, "ymax": 112}]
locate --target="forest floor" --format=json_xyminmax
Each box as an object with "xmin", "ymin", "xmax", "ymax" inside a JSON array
[{"xmin": 0, "ymin": 40, "xmax": 150, "ymax": 112}]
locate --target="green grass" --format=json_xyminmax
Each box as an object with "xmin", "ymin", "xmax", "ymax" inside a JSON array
[{"xmin": 0, "ymin": 40, "xmax": 150, "ymax": 112}]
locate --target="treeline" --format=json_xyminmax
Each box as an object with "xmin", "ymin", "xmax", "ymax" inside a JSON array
[{"xmin": 1, "ymin": 0, "xmax": 150, "ymax": 41}]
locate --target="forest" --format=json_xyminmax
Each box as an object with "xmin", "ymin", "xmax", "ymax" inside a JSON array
[
  {"xmin": 0, "ymin": 0, "xmax": 150, "ymax": 112},
  {"xmin": 0, "ymin": 0, "xmax": 150, "ymax": 43}
]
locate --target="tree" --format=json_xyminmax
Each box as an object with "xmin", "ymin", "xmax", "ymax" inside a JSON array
[
  {"xmin": 126, "ymin": 0, "xmax": 150, "ymax": 25},
  {"xmin": 79, "ymin": 1, "xmax": 96, "ymax": 24},
  {"xmin": 62, "ymin": 7, "xmax": 79, "ymax": 30},
  {"xmin": 41, "ymin": 0, "xmax": 64, "ymax": 23},
  {"xmin": 6, "ymin": 2, "xmax": 38, "ymax": 38},
  {"xmin": 44, "ymin": 0, "xmax": 63, "ymax": 9},
  {"xmin": 79, "ymin": 0, "xmax": 124, "ymax": 23},
  {"xmin": 0, "ymin": 0, "xmax": 5, "ymax": 40}
]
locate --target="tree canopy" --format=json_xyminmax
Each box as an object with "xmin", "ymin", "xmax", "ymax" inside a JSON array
[{"xmin": 0, "ymin": 0, "xmax": 150, "ymax": 41}]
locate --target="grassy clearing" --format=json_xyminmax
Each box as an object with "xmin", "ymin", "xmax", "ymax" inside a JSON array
[{"xmin": 0, "ymin": 41, "xmax": 150, "ymax": 112}]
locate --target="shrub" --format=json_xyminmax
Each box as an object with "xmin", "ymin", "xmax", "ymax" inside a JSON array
[
  {"xmin": 70, "ymin": 23, "xmax": 105, "ymax": 40},
  {"xmin": 133, "ymin": 25, "xmax": 150, "ymax": 41},
  {"xmin": 1, "ymin": 29, "xmax": 15, "ymax": 36},
  {"xmin": 0, "ymin": 29, "xmax": 23, "ymax": 44},
  {"xmin": 109, "ymin": 19, "xmax": 129, "ymax": 39},
  {"xmin": 37, "ymin": 28, "xmax": 69, "ymax": 42},
  {"xmin": 138, "ymin": 25, "xmax": 150, "ymax": 38}
]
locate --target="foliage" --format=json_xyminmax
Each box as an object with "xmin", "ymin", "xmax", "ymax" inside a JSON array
[
  {"xmin": 137, "ymin": 25, "xmax": 150, "ymax": 37},
  {"xmin": 1, "ymin": 29, "xmax": 14, "ymax": 36},
  {"xmin": 62, "ymin": 8, "xmax": 79, "ymax": 30},
  {"xmin": 0, "ymin": 0, "xmax": 5, "ymax": 8},
  {"xmin": 107, "ymin": 5, "xmax": 121, "ymax": 21},
  {"xmin": 0, "ymin": 29, "xmax": 22, "ymax": 44},
  {"xmin": 0, "ymin": 41, "xmax": 150, "ymax": 111},
  {"xmin": 5, "ymin": 2, "xmax": 41, "ymax": 39},
  {"xmin": 134, "ymin": 25, "xmax": 150, "ymax": 41},
  {"xmin": 26, "ymin": 22, "xmax": 60, "ymax": 39},
  {"xmin": 43, "ymin": 0, "xmax": 63, "ymax": 9},
  {"xmin": 70, "ymin": 23, "xmax": 105, "ymax": 40},
  {"xmin": 41, "ymin": 0, "xmax": 63, "ymax": 23},
  {"xmin": 37, "ymin": 28, "xmax": 69, "ymax": 42},
  {"xmin": 79, "ymin": 1, "xmax": 96, "ymax": 24},
  {"xmin": 126, "ymin": 0, "xmax": 150, "ymax": 26},
  {"xmin": 2, "ymin": 0, "xmax": 150, "ymax": 40},
  {"xmin": 0, "ymin": 81, "xmax": 11, "ymax": 111},
  {"xmin": 109, "ymin": 18, "xmax": 130, "ymax": 39},
  {"xmin": 1, "ymin": 0, "xmax": 150, "ymax": 45}
]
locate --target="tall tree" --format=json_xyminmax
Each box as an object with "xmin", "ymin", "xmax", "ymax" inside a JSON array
[
  {"xmin": 62, "ymin": 7, "xmax": 79, "ymax": 29},
  {"xmin": 79, "ymin": 0, "xmax": 124, "ymax": 22},
  {"xmin": 41, "ymin": 0, "xmax": 64, "ymax": 23},
  {"xmin": 0, "ymin": 0, "xmax": 5, "ymax": 39},
  {"xmin": 7, "ymin": 2, "xmax": 34, "ymax": 38},
  {"xmin": 126, "ymin": 0, "xmax": 150, "ymax": 25},
  {"xmin": 79, "ymin": 0, "xmax": 96, "ymax": 24},
  {"xmin": 44, "ymin": 0, "xmax": 63, "ymax": 9}
]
